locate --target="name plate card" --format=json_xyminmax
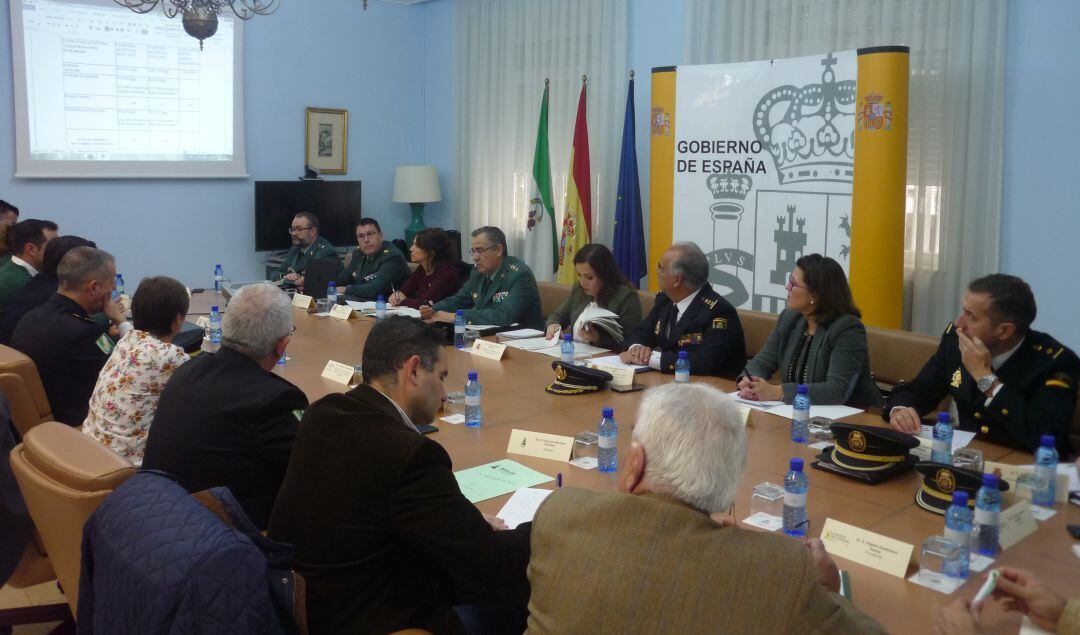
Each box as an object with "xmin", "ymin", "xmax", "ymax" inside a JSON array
[
  {"xmin": 595, "ymin": 364, "xmax": 635, "ymax": 388},
  {"xmin": 470, "ymin": 339, "xmax": 507, "ymax": 361},
  {"xmin": 985, "ymin": 462, "xmax": 1069, "ymax": 504},
  {"xmin": 329, "ymin": 304, "xmax": 356, "ymax": 320},
  {"xmin": 507, "ymin": 429, "xmax": 575, "ymax": 462},
  {"xmin": 292, "ymin": 293, "xmax": 314, "ymax": 309},
  {"xmin": 321, "ymin": 360, "xmax": 358, "ymax": 386},
  {"xmin": 820, "ymin": 518, "xmax": 914, "ymax": 578},
  {"xmin": 998, "ymin": 500, "xmax": 1038, "ymax": 550}
]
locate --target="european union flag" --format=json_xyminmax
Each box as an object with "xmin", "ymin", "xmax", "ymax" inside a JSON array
[{"xmin": 613, "ymin": 76, "xmax": 645, "ymax": 287}]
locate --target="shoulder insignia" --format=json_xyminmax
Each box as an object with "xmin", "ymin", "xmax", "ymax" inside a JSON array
[
  {"xmin": 654, "ymin": 321, "xmax": 661, "ymax": 335},
  {"xmin": 509, "ymin": 264, "xmax": 519, "ymax": 272},
  {"xmin": 95, "ymin": 334, "xmax": 115, "ymax": 355},
  {"xmin": 712, "ymin": 317, "xmax": 727, "ymax": 330},
  {"xmin": 383, "ymin": 248, "xmax": 389, "ymax": 255},
  {"xmin": 944, "ymin": 322, "xmax": 954, "ymax": 335},
  {"xmin": 950, "ymin": 368, "xmax": 962, "ymax": 388},
  {"xmin": 1045, "ymin": 373, "xmax": 1074, "ymax": 391},
  {"xmin": 292, "ymin": 409, "xmax": 305, "ymax": 422},
  {"xmin": 472, "ymin": 292, "xmax": 478, "ymax": 300},
  {"xmin": 702, "ymin": 297, "xmax": 718, "ymax": 310}
]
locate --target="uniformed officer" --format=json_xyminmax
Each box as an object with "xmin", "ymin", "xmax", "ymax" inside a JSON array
[
  {"xmin": 339, "ymin": 218, "xmax": 409, "ymax": 301},
  {"xmin": 275, "ymin": 212, "xmax": 339, "ymax": 286},
  {"xmin": 421, "ymin": 226, "xmax": 544, "ymax": 330},
  {"xmin": 10, "ymin": 246, "xmax": 131, "ymax": 426},
  {"xmin": 620, "ymin": 242, "xmax": 745, "ymax": 376},
  {"xmin": 886, "ymin": 274, "xmax": 1080, "ymax": 456}
]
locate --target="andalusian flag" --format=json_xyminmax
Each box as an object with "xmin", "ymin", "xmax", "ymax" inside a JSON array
[
  {"xmin": 524, "ymin": 83, "xmax": 557, "ymax": 281},
  {"xmin": 556, "ymin": 79, "xmax": 592, "ymax": 284}
]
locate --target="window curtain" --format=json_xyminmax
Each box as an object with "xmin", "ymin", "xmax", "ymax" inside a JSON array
[
  {"xmin": 684, "ymin": 0, "xmax": 1005, "ymax": 334},
  {"xmin": 454, "ymin": 0, "xmax": 629, "ymax": 275}
]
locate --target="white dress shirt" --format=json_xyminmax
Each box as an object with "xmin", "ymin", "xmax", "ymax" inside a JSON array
[{"xmin": 10, "ymin": 255, "xmax": 38, "ymax": 277}]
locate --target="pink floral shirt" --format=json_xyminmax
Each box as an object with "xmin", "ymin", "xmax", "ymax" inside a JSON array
[{"xmin": 82, "ymin": 329, "xmax": 190, "ymax": 466}]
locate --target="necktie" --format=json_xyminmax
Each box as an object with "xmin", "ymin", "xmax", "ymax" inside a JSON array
[{"xmin": 665, "ymin": 303, "xmax": 680, "ymax": 340}]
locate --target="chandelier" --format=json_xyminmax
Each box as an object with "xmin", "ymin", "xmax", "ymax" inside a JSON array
[{"xmin": 113, "ymin": 0, "xmax": 282, "ymax": 49}]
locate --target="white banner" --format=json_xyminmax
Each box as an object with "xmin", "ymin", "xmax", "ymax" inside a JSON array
[{"xmin": 673, "ymin": 51, "xmax": 857, "ymax": 313}]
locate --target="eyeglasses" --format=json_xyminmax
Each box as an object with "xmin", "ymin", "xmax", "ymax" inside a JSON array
[
  {"xmin": 656, "ymin": 263, "xmax": 670, "ymax": 276},
  {"xmin": 288, "ymin": 225, "xmax": 314, "ymax": 234},
  {"xmin": 356, "ymin": 231, "xmax": 380, "ymax": 240},
  {"xmin": 787, "ymin": 274, "xmax": 807, "ymax": 289},
  {"xmin": 286, "ymin": 325, "xmax": 297, "ymax": 336},
  {"xmin": 469, "ymin": 245, "xmax": 496, "ymax": 257}
]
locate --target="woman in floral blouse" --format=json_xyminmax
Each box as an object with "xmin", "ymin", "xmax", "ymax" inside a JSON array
[{"xmin": 82, "ymin": 276, "xmax": 191, "ymax": 465}]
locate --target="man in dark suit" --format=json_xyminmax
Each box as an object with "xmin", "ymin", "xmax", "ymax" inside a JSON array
[
  {"xmin": 142, "ymin": 283, "xmax": 307, "ymax": 529},
  {"xmin": 886, "ymin": 274, "xmax": 1079, "ymax": 456},
  {"xmin": 270, "ymin": 316, "xmax": 530, "ymax": 634},
  {"xmin": 525, "ymin": 384, "xmax": 883, "ymax": 634},
  {"xmin": 620, "ymin": 241, "xmax": 745, "ymax": 375},
  {"xmin": 11, "ymin": 247, "xmax": 129, "ymax": 426},
  {"xmin": 0, "ymin": 219, "xmax": 58, "ymax": 311}
]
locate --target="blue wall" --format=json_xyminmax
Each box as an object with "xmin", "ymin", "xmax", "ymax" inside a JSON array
[
  {"xmin": 0, "ymin": 0, "xmax": 430, "ymax": 288},
  {"xmin": 1001, "ymin": 0, "xmax": 1080, "ymax": 349}
]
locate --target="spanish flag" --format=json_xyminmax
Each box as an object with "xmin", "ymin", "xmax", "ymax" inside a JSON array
[{"xmin": 556, "ymin": 79, "xmax": 592, "ymax": 284}]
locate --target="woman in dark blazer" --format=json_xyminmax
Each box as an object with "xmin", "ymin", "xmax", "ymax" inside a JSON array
[
  {"xmin": 737, "ymin": 253, "xmax": 882, "ymax": 408},
  {"xmin": 388, "ymin": 228, "xmax": 463, "ymax": 309},
  {"xmin": 545, "ymin": 244, "xmax": 642, "ymax": 351}
]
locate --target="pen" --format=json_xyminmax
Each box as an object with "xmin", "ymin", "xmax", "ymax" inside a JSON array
[{"xmin": 556, "ymin": 473, "xmax": 562, "ymax": 488}]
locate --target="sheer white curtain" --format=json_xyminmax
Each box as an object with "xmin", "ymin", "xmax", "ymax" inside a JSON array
[
  {"xmin": 684, "ymin": 0, "xmax": 1005, "ymax": 334},
  {"xmin": 454, "ymin": 0, "xmax": 628, "ymax": 273}
]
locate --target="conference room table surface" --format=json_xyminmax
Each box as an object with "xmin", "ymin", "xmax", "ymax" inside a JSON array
[{"xmin": 190, "ymin": 292, "xmax": 1080, "ymax": 633}]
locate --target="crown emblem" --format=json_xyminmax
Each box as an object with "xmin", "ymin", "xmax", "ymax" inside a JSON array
[
  {"xmin": 753, "ymin": 53, "xmax": 856, "ymax": 185},
  {"xmin": 935, "ymin": 468, "xmax": 956, "ymax": 494},
  {"xmin": 555, "ymin": 365, "xmax": 568, "ymax": 381},
  {"xmin": 706, "ymin": 173, "xmax": 752, "ymax": 221},
  {"xmin": 849, "ymin": 430, "xmax": 867, "ymax": 452}
]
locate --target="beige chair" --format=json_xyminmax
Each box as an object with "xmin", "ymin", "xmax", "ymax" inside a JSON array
[
  {"xmin": 865, "ymin": 325, "xmax": 939, "ymax": 392},
  {"xmin": 10, "ymin": 422, "xmax": 136, "ymax": 618},
  {"xmin": 537, "ymin": 281, "xmax": 571, "ymax": 318},
  {"xmin": 735, "ymin": 309, "xmax": 778, "ymax": 361},
  {"xmin": 0, "ymin": 344, "xmax": 53, "ymax": 438}
]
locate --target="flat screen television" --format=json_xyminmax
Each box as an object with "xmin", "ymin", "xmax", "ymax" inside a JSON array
[{"xmin": 255, "ymin": 180, "xmax": 362, "ymax": 251}]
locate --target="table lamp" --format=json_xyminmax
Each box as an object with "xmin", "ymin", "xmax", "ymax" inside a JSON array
[{"xmin": 393, "ymin": 165, "xmax": 442, "ymax": 246}]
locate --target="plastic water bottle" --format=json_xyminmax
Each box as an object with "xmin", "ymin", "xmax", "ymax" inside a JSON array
[
  {"xmin": 944, "ymin": 491, "xmax": 973, "ymax": 579},
  {"xmin": 209, "ymin": 305, "xmax": 222, "ymax": 346},
  {"xmin": 783, "ymin": 457, "xmax": 809, "ymax": 537},
  {"xmin": 932, "ymin": 411, "xmax": 953, "ymax": 464},
  {"xmin": 454, "ymin": 310, "xmax": 466, "ymax": 349},
  {"xmin": 973, "ymin": 474, "xmax": 1001, "ymax": 556},
  {"xmin": 326, "ymin": 281, "xmax": 338, "ymax": 305},
  {"xmin": 598, "ymin": 407, "xmax": 617, "ymax": 473},
  {"xmin": 561, "ymin": 334, "xmax": 575, "ymax": 364},
  {"xmin": 465, "ymin": 371, "xmax": 482, "ymax": 428},
  {"xmin": 1033, "ymin": 434, "xmax": 1059, "ymax": 507},
  {"xmin": 214, "ymin": 264, "xmax": 223, "ymax": 292},
  {"xmin": 674, "ymin": 351, "xmax": 690, "ymax": 383},
  {"xmin": 791, "ymin": 384, "xmax": 810, "ymax": 443},
  {"xmin": 115, "ymin": 274, "xmax": 125, "ymax": 296},
  {"xmin": 376, "ymin": 295, "xmax": 387, "ymax": 320}
]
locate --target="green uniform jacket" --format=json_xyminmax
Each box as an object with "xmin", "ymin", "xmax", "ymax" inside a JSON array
[
  {"xmin": 545, "ymin": 283, "xmax": 643, "ymax": 351},
  {"xmin": 275, "ymin": 235, "xmax": 339, "ymax": 279},
  {"xmin": 885, "ymin": 323, "xmax": 1080, "ymax": 456},
  {"xmin": 434, "ymin": 256, "xmax": 544, "ymax": 330},
  {"xmin": 0, "ymin": 260, "xmax": 33, "ymax": 313},
  {"xmin": 339, "ymin": 242, "xmax": 410, "ymax": 301}
]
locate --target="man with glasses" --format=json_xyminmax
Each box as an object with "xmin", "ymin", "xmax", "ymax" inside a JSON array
[
  {"xmin": 339, "ymin": 218, "xmax": 409, "ymax": 301},
  {"xmin": 143, "ymin": 283, "xmax": 307, "ymax": 529},
  {"xmin": 420, "ymin": 226, "xmax": 543, "ymax": 330},
  {"xmin": 620, "ymin": 242, "xmax": 744, "ymax": 375},
  {"xmin": 275, "ymin": 212, "xmax": 339, "ymax": 288}
]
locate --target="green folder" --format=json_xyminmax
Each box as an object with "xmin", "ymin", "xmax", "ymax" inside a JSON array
[{"xmin": 454, "ymin": 459, "xmax": 555, "ymax": 503}]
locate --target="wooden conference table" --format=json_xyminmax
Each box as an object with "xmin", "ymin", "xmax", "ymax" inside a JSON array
[{"xmin": 191, "ymin": 292, "xmax": 1080, "ymax": 633}]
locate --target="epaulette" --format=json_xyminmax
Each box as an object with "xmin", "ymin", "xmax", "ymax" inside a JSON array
[
  {"xmin": 702, "ymin": 297, "xmax": 718, "ymax": 310},
  {"xmin": 509, "ymin": 264, "xmax": 519, "ymax": 272},
  {"xmin": 943, "ymin": 322, "xmax": 955, "ymax": 335}
]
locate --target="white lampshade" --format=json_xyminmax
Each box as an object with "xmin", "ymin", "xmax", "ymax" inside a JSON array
[{"xmin": 392, "ymin": 165, "xmax": 442, "ymax": 203}]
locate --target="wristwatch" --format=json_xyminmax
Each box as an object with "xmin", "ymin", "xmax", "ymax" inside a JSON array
[{"xmin": 976, "ymin": 373, "xmax": 998, "ymax": 393}]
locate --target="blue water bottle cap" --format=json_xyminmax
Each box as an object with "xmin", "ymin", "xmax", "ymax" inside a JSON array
[
  {"xmin": 468, "ymin": 371, "xmax": 478, "ymax": 381},
  {"xmin": 981, "ymin": 473, "xmax": 998, "ymax": 488},
  {"xmin": 377, "ymin": 295, "xmax": 385, "ymax": 301},
  {"xmin": 678, "ymin": 351, "xmax": 688, "ymax": 359},
  {"xmin": 796, "ymin": 384, "xmax": 808, "ymax": 394},
  {"xmin": 215, "ymin": 264, "xmax": 221, "ymax": 268},
  {"xmin": 1040, "ymin": 434, "xmax": 1055, "ymax": 448},
  {"xmin": 937, "ymin": 411, "xmax": 950, "ymax": 423},
  {"xmin": 456, "ymin": 309, "xmax": 464, "ymax": 316},
  {"xmin": 789, "ymin": 457, "xmax": 804, "ymax": 472},
  {"xmin": 602, "ymin": 407, "xmax": 613, "ymax": 418},
  {"xmin": 329, "ymin": 281, "xmax": 335, "ymax": 286},
  {"xmin": 210, "ymin": 305, "xmax": 219, "ymax": 312},
  {"xmin": 564, "ymin": 333, "xmax": 572, "ymax": 341},
  {"xmin": 952, "ymin": 491, "xmax": 969, "ymax": 507}
]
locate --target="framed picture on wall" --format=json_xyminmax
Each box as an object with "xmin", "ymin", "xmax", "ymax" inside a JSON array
[{"xmin": 305, "ymin": 107, "xmax": 348, "ymax": 174}]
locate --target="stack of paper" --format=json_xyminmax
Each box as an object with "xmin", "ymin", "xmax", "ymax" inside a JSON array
[
  {"xmin": 572, "ymin": 303, "xmax": 624, "ymax": 344},
  {"xmin": 588, "ymin": 355, "xmax": 651, "ymax": 373},
  {"xmin": 496, "ymin": 328, "xmax": 545, "ymax": 341},
  {"xmin": 504, "ymin": 337, "xmax": 559, "ymax": 352},
  {"xmin": 343, "ymin": 301, "xmax": 422, "ymax": 318}
]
